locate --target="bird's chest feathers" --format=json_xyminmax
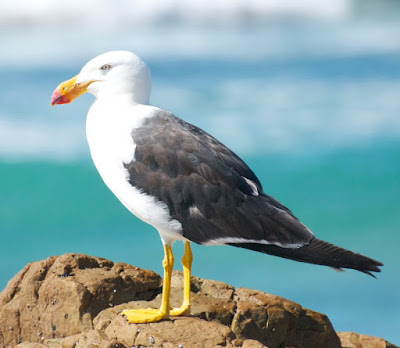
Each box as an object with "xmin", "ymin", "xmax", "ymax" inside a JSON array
[
  {"xmin": 85, "ymin": 103, "xmax": 183, "ymax": 236},
  {"xmin": 85, "ymin": 102, "xmax": 146, "ymax": 207},
  {"xmin": 86, "ymin": 103, "xmax": 139, "ymax": 167}
]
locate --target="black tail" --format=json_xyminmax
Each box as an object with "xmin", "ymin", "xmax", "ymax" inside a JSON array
[{"xmin": 230, "ymin": 238, "xmax": 383, "ymax": 277}]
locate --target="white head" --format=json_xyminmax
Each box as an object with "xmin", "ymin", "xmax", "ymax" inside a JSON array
[{"xmin": 51, "ymin": 51, "xmax": 152, "ymax": 106}]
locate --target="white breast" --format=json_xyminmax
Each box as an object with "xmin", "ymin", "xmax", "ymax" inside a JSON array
[{"xmin": 85, "ymin": 100, "xmax": 183, "ymax": 244}]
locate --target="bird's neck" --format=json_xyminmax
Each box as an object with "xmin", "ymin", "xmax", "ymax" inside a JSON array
[
  {"xmin": 87, "ymin": 95, "xmax": 157, "ymax": 130},
  {"xmin": 93, "ymin": 91, "xmax": 150, "ymax": 106}
]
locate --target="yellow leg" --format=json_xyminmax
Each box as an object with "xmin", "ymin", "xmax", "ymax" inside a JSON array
[
  {"xmin": 120, "ymin": 244, "xmax": 174, "ymax": 323},
  {"xmin": 170, "ymin": 241, "xmax": 192, "ymax": 316}
]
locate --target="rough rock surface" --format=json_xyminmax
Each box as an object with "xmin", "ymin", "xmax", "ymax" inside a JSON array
[
  {"xmin": 0, "ymin": 254, "xmax": 160, "ymax": 347},
  {"xmin": 0, "ymin": 254, "xmax": 396, "ymax": 348},
  {"xmin": 338, "ymin": 332, "xmax": 398, "ymax": 348}
]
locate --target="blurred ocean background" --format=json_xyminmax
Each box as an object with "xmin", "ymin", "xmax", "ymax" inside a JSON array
[{"xmin": 1, "ymin": 0, "xmax": 399, "ymax": 344}]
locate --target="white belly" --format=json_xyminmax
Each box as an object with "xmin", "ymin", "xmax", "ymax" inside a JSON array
[{"xmin": 85, "ymin": 101, "xmax": 184, "ymax": 244}]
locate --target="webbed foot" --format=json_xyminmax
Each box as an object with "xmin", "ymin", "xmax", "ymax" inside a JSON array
[{"xmin": 120, "ymin": 308, "xmax": 169, "ymax": 323}]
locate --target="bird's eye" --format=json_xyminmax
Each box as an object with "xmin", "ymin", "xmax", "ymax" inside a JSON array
[{"xmin": 100, "ymin": 64, "xmax": 111, "ymax": 71}]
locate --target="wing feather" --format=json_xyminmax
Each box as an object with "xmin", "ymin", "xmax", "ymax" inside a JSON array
[{"xmin": 124, "ymin": 111, "xmax": 313, "ymax": 247}]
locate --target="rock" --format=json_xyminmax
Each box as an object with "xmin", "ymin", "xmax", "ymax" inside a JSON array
[
  {"xmin": 44, "ymin": 329, "xmax": 126, "ymax": 348},
  {"xmin": 133, "ymin": 317, "xmax": 234, "ymax": 347},
  {"xmin": 242, "ymin": 339, "xmax": 269, "ymax": 348},
  {"xmin": 338, "ymin": 332, "xmax": 399, "ymax": 348},
  {"xmin": 0, "ymin": 254, "xmax": 396, "ymax": 348},
  {"xmin": 0, "ymin": 253, "xmax": 161, "ymax": 347},
  {"xmin": 231, "ymin": 288, "xmax": 340, "ymax": 348}
]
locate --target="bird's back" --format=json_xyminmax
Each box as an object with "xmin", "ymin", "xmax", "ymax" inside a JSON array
[{"xmin": 123, "ymin": 110, "xmax": 314, "ymax": 248}]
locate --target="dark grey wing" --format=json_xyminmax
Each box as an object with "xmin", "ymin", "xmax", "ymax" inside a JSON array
[{"xmin": 124, "ymin": 111, "xmax": 314, "ymax": 247}]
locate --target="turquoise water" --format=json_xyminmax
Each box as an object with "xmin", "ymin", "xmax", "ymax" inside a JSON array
[{"xmin": 1, "ymin": 7, "xmax": 400, "ymax": 344}]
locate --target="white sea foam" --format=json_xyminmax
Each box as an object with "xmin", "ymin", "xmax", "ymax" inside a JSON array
[
  {"xmin": 0, "ymin": 118, "xmax": 88, "ymax": 162},
  {"xmin": 0, "ymin": 0, "xmax": 350, "ymax": 27},
  {"xmin": 1, "ymin": 0, "xmax": 399, "ymax": 68}
]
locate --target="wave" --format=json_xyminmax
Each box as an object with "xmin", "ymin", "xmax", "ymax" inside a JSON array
[
  {"xmin": 0, "ymin": 118, "xmax": 88, "ymax": 162},
  {"xmin": 1, "ymin": 0, "xmax": 350, "ymax": 28},
  {"xmin": 1, "ymin": 77, "xmax": 400, "ymax": 162},
  {"xmin": 1, "ymin": 10, "xmax": 399, "ymax": 71}
]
